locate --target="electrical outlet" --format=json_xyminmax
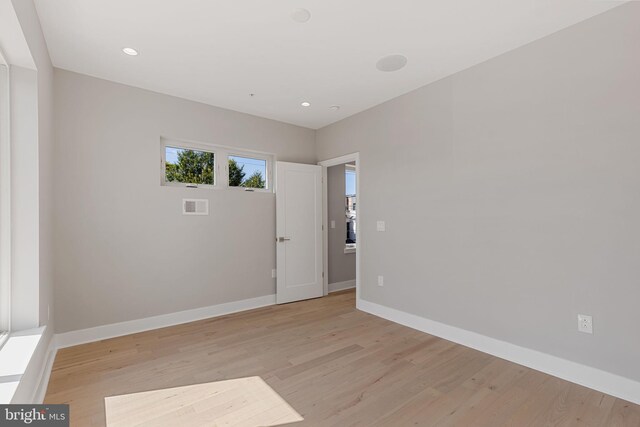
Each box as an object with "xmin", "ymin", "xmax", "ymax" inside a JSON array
[
  {"xmin": 377, "ymin": 221, "xmax": 386, "ymax": 232},
  {"xmin": 272, "ymin": 269, "xmax": 277, "ymax": 279},
  {"xmin": 578, "ymin": 314, "xmax": 593, "ymax": 334},
  {"xmin": 378, "ymin": 275, "xmax": 384, "ymax": 287}
]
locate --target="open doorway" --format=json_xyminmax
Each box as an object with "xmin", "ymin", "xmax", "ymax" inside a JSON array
[
  {"xmin": 327, "ymin": 162, "xmax": 356, "ymax": 291},
  {"xmin": 319, "ymin": 153, "xmax": 360, "ymax": 304}
]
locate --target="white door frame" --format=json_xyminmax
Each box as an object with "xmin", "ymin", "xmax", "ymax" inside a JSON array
[{"xmin": 318, "ymin": 153, "xmax": 360, "ymax": 302}]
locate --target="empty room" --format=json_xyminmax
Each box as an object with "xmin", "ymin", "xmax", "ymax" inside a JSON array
[{"xmin": 1, "ymin": 0, "xmax": 639, "ymax": 425}]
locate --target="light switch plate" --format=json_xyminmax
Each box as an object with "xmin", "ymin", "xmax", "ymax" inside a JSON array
[
  {"xmin": 331, "ymin": 220, "xmax": 336, "ymax": 229},
  {"xmin": 377, "ymin": 221, "xmax": 386, "ymax": 232}
]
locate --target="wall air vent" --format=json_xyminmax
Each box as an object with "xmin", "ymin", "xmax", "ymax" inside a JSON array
[{"xmin": 182, "ymin": 199, "xmax": 209, "ymax": 215}]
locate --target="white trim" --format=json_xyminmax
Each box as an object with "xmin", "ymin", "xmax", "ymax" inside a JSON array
[
  {"xmin": 56, "ymin": 294, "xmax": 276, "ymax": 349},
  {"xmin": 0, "ymin": 59, "xmax": 11, "ymax": 339},
  {"xmin": 163, "ymin": 181, "xmax": 217, "ymax": 190},
  {"xmin": 318, "ymin": 153, "xmax": 359, "ymax": 168},
  {"xmin": 32, "ymin": 339, "xmax": 57, "ymax": 404},
  {"xmin": 227, "ymin": 152, "xmax": 272, "ymax": 193},
  {"xmin": 32, "ymin": 295, "xmax": 276, "ymax": 402},
  {"xmin": 321, "ymin": 166, "xmax": 328, "ymax": 295},
  {"xmin": 318, "ymin": 153, "xmax": 360, "ymax": 302},
  {"xmin": 328, "ymin": 279, "xmax": 356, "ymax": 293},
  {"xmin": 161, "ymin": 136, "xmax": 275, "ymax": 192},
  {"xmin": 0, "ymin": 327, "xmax": 45, "ymax": 403},
  {"xmin": 160, "ymin": 138, "xmax": 218, "ymax": 189},
  {"xmin": 32, "ymin": 294, "xmax": 639, "ymax": 405},
  {"xmin": 357, "ymin": 299, "xmax": 640, "ymax": 405}
]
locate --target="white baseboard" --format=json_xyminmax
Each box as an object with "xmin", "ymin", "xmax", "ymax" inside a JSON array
[
  {"xmin": 357, "ymin": 299, "xmax": 640, "ymax": 405},
  {"xmin": 40, "ymin": 294, "xmax": 640, "ymax": 406},
  {"xmin": 55, "ymin": 294, "xmax": 276, "ymax": 349},
  {"xmin": 329, "ymin": 279, "xmax": 356, "ymax": 293}
]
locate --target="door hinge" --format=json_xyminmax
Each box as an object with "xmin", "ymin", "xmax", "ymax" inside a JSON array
[{"xmin": 322, "ymin": 272, "xmax": 324, "ymax": 278}]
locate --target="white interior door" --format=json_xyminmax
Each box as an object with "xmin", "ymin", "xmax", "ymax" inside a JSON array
[{"xmin": 276, "ymin": 162, "xmax": 323, "ymax": 304}]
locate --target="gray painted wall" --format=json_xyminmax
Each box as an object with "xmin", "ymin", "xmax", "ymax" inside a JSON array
[
  {"xmin": 316, "ymin": 3, "xmax": 640, "ymax": 381},
  {"xmin": 327, "ymin": 164, "xmax": 355, "ymax": 284},
  {"xmin": 53, "ymin": 69, "xmax": 316, "ymax": 333}
]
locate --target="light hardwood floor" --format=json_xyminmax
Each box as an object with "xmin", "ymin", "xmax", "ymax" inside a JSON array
[{"xmin": 45, "ymin": 290, "xmax": 640, "ymax": 426}]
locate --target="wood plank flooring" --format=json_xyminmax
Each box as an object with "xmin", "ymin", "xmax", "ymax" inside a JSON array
[
  {"xmin": 104, "ymin": 376, "xmax": 304, "ymax": 426},
  {"xmin": 45, "ymin": 290, "xmax": 640, "ymax": 426}
]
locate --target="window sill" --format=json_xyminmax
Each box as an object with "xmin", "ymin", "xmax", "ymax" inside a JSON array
[
  {"xmin": 344, "ymin": 246, "xmax": 356, "ymax": 254},
  {"xmin": 227, "ymin": 186, "xmax": 273, "ymax": 194},
  {"xmin": 162, "ymin": 183, "xmax": 273, "ymax": 194},
  {"xmin": 0, "ymin": 326, "xmax": 45, "ymax": 403}
]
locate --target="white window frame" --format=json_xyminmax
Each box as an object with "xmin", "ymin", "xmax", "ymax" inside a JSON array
[
  {"xmin": 226, "ymin": 151, "xmax": 272, "ymax": 193},
  {"xmin": 160, "ymin": 137, "xmax": 274, "ymax": 193},
  {"xmin": 0, "ymin": 50, "xmax": 11, "ymax": 348},
  {"xmin": 161, "ymin": 139, "xmax": 217, "ymax": 189}
]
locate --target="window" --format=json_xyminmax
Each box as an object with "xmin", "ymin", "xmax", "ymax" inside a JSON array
[
  {"xmin": 228, "ymin": 155, "xmax": 267, "ymax": 189},
  {"xmin": 0, "ymin": 59, "xmax": 9, "ymax": 346},
  {"xmin": 345, "ymin": 164, "xmax": 356, "ymax": 251},
  {"xmin": 164, "ymin": 145, "xmax": 215, "ymax": 187},
  {"xmin": 161, "ymin": 139, "xmax": 273, "ymax": 192}
]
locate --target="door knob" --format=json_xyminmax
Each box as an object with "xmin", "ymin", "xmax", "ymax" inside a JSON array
[{"xmin": 277, "ymin": 237, "xmax": 291, "ymax": 242}]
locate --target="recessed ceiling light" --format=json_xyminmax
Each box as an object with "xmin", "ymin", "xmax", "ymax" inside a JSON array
[
  {"xmin": 301, "ymin": 101, "xmax": 311, "ymax": 107},
  {"xmin": 329, "ymin": 105, "xmax": 341, "ymax": 111},
  {"xmin": 376, "ymin": 54, "xmax": 407, "ymax": 72},
  {"xmin": 291, "ymin": 8, "xmax": 311, "ymax": 23},
  {"xmin": 122, "ymin": 47, "xmax": 139, "ymax": 56}
]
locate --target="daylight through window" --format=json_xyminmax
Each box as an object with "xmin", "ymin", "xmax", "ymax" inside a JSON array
[
  {"xmin": 161, "ymin": 140, "xmax": 272, "ymax": 191},
  {"xmin": 345, "ymin": 164, "xmax": 356, "ymax": 247},
  {"xmin": 165, "ymin": 146, "xmax": 215, "ymax": 186},
  {"xmin": 228, "ymin": 155, "xmax": 267, "ymax": 189}
]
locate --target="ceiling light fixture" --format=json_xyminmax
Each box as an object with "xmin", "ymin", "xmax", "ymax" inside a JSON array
[
  {"xmin": 291, "ymin": 8, "xmax": 311, "ymax": 23},
  {"xmin": 329, "ymin": 105, "xmax": 341, "ymax": 111},
  {"xmin": 301, "ymin": 101, "xmax": 311, "ymax": 107},
  {"xmin": 376, "ymin": 54, "xmax": 407, "ymax": 72},
  {"xmin": 122, "ymin": 47, "xmax": 139, "ymax": 56}
]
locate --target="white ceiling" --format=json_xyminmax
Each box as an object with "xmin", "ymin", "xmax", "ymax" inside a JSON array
[{"xmin": 34, "ymin": 0, "xmax": 625, "ymax": 129}]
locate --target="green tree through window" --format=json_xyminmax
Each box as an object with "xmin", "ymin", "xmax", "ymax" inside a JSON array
[
  {"xmin": 229, "ymin": 156, "xmax": 266, "ymax": 189},
  {"xmin": 165, "ymin": 147, "xmax": 267, "ymax": 189},
  {"xmin": 228, "ymin": 158, "xmax": 245, "ymax": 186},
  {"xmin": 165, "ymin": 147, "xmax": 214, "ymax": 185},
  {"xmin": 242, "ymin": 170, "xmax": 266, "ymax": 188}
]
